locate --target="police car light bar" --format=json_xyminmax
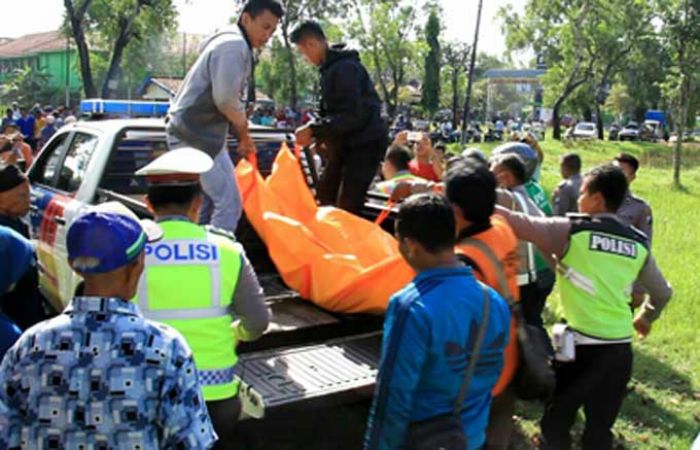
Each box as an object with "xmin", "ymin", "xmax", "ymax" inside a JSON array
[{"xmin": 80, "ymin": 99, "xmax": 170, "ymax": 118}]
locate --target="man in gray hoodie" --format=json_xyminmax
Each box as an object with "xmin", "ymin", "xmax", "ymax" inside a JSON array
[{"xmin": 167, "ymin": 0, "xmax": 284, "ymax": 234}]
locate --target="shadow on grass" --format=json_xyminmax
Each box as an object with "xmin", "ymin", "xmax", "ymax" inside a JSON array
[
  {"xmin": 616, "ymin": 348, "xmax": 698, "ymax": 448},
  {"xmin": 507, "ymin": 347, "xmax": 699, "ymax": 449}
]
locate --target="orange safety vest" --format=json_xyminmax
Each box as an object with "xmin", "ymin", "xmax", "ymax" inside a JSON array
[{"xmin": 455, "ymin": 215, "xmax": 520, "ymax": 396}]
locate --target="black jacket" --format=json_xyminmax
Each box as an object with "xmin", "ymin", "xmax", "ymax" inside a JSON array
[{"xmin": 311, "ymin": 44, "xmax": 387, "ymax": 148}]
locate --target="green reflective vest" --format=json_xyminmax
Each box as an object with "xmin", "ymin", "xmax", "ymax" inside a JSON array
[
  {"xmin": 524, "ymin": 180, "xmax": 554, "ymax": 274},
  {"xmin": 137, "ymin": 219, "xmax": 242, "ymax": 401},
  {"xmin": 558, "ymin": 216, "xmax": 648, "ymax": 340}
]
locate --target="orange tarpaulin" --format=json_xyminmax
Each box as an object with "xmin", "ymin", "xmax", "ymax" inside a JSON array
[{"xmin": 236, "ymin": 144, "xmax": 414, "ymax": 314}]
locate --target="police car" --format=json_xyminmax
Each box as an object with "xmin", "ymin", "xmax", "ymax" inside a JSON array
[{"xmin": 26, "ymin": 100, "xmax": 382, "ymax": 438}]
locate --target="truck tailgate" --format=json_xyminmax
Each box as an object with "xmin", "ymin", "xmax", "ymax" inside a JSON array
[{"xmin": 238, "ymin": 332, "xmax": 381, "ymax": 411}]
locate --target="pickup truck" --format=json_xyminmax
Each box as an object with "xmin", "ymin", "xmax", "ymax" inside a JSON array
[{"xmin": 27, "ymin": 117, "xmax": 386, "ymax": 448}]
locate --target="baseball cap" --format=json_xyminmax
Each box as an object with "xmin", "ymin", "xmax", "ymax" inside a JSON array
[{"xmin": 67, "ymin": 202, "xmax": 162, "ymax": 274}]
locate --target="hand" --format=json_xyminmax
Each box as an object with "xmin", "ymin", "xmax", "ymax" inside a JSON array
[
  {"xmin": 237, "ymin": 134, "xmax": 256, "ymax": 157},
  {"xmin": 633, "ymin": 315, "xmax": 652, "ymax": 340},
  {"xmin": 393, "ymin": 130, "xmax": 409, "ymax": 146},
  {"xmin": 295, "ymin": 125, "xmax": 314, "ymax": 147},
  {"xmin": 631, "ymin": 292, "xmax": 646, "ymax": 309}
]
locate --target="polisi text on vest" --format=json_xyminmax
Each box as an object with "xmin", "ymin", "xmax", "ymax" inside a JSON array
[
  {"xmin": 145, "ymin": 241, "xmax": 219, "ymax": 262},
  {"xmin": 588, "ymin": 233, "xmax": 637, "ymax": 259}
]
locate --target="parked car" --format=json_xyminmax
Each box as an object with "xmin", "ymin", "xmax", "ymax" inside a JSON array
[
  {"xmin": 641, "ymin": 120, "xmax": 667, "ymax": 141},
  {"xmin": 618, "ymin": 122, "xmax": 641, "ymax": 141},
  {"xmin": 572, "ymin": 122, "xmax": 598, "ymax": 139}
]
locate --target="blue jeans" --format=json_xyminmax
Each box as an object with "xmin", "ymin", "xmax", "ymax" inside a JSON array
[{"xmin": 167, "ymin": 137, "xmax": 242, "ymax": 233}]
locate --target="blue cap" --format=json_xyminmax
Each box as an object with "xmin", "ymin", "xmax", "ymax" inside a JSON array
[{"xmin": 67, "ymin": 209, "xmax": 159, "ymax": 274}]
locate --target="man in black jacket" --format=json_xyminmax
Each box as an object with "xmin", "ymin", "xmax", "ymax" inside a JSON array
[{"xmin": 292, "ymin": 20, "xmax": 388, "ymax": 214}]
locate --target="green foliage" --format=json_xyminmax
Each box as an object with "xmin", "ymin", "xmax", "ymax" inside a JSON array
[
  {"xmin": 421, "ymin": 9, "xmax": 440, "ymax": 115},
  {"xmin": 604, "ymin": 84, "xmax": 634, "ymax": 122},
  {"xmin": 0, "ymin": 67, "xmax": 53, "ymax": 107},
  {"xmin": 348, "ymin": 0, "xmax": 426, "ymax": 117},
  {"xmin": 64, "ymin": 0, "xmax": 178, "ymax": 97},
  {"xmin": 256, "ymin": 39, "xmax": 319, "ymax": 106}
]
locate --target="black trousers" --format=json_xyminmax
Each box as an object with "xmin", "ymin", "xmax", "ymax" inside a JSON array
[
  {"xmin": 540, "ymin": 343, "xmax": 633, "ymax": 450},
  {"xmin": 317, "ymin": 137, "xmax": 387, "ymax": 215},
  {"xmin": 207, "ymin": 395, "xmax": 242, "ymax": 450},
  {"xmin": 520, "ymin": 269, "xmax": 556, "ymax": 355}
]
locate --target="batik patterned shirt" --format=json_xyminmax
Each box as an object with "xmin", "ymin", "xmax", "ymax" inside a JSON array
[{"xmin": 0, "ymin": 296, "xmax": 217, "ymax": 449}]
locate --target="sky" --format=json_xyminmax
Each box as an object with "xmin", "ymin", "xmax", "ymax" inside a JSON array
[{"xmin": 2, "ymin": 0, "xmax": 527, "ymax": 58}]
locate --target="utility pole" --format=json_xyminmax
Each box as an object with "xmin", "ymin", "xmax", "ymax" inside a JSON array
[
  {"xmin": 461, "ymin": 0, "xmax": 484, "ymax": 144},
  {"xmin": 65, "ymin": 35, "xmax": 70, "ymax": 106}
]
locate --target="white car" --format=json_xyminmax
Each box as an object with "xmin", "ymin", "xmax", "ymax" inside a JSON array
[{"xmin": 572, "ymin": 122, "xmax": 598, "ymax": 139}]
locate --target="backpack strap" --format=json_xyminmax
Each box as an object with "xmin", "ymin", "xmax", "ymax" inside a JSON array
[
  {"xmin": 459, "ymin": 238, "xmax": 515, "ymax": 308},
  {"xmin": 453, "ymin": 283, "xmax": 490, "ymax": 414}
]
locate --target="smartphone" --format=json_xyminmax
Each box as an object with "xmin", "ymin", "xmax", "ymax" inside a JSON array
[{"xmin": 407, "ymin": 131, "xmax": 423, "ymax": 142}]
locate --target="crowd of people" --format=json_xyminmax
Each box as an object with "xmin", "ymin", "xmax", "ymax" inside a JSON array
[
  {"xmin": 0, "ymin": 0, "xmax": 675, "ymax": 449},
  {"xmin": 250, "ymin": 105, "xmax": 314, "ymax": 129},
  {"xmin": 0, "ymin": 103, "xmax": 77, "ymax": 172}
]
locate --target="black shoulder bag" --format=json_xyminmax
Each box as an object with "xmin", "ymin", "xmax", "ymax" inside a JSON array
[
  {"xmin": 459, "ymin": 238, "xmax": 555, "ymax": 402},
  {"xmin": 404, "ymin": 284, "xmax": 491, "ymax": 450}
]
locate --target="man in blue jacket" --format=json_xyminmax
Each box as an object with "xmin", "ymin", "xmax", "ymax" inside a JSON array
[{"xmin": 364, "ymin": 193, "xmax": 511, "ymax": 450}]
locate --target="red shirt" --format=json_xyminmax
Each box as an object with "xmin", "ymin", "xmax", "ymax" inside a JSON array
[{"xmin": 409, "ymin": 160, "xmax": 440, "ymax": 182}]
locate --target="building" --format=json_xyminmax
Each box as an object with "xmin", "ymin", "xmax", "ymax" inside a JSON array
[
  {"xmin": 137, "ymin": 75, "xmax": 273, "ymax": 105},
  {"xmin": 0, "ymin": 31, "xmax": 81, "ymax": 101}
]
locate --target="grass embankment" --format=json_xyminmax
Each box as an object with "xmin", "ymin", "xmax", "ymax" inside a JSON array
[{"xmin": 464, "ymin": 137, "xmax": 700, "ymax": 448}]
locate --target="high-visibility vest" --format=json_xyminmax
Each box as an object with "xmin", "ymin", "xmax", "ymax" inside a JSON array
[
  {"xmin": 137, "ymin": 219, "xmax": 242, "ymax": 401},
  {"xmin": 558, "ymin": 215, "xmax": 648, "ymax": 340},
  {"xmin": 455, "ymin": 215, "xmax": 520, "ymax": 396}
]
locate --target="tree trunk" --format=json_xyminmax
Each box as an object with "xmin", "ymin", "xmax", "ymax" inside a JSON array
[
  {"xmin": 64, "ymin": 0, "xmax": 96, "ymax": 98},
  {"xmin": 281, "ymin": 24, "xmax": 298, "ymax": 110},
  {"xmin": 451, "ymin": 70, "xmax": 459, "ymax": 129},
  {"xmin": 673, "ymin": 73, "xmax": 690, "ymax": 188},
  {"xmin": 101, "ymin": 0, "xmax": 145, "ymax": 100},
  {"xmin": 595, "ymin": 102, "xmax": 604, "ymax": 140},
  {"xmin": 552, "ymin": 101, "xmax": 563, "ymax": 140}
]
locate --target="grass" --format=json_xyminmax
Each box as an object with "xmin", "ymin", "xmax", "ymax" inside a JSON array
[{"xmin": 457, "ymin": 136, "xmax": 700, "ymax": 449}]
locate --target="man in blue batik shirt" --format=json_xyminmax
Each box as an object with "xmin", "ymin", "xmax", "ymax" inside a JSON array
[
  {"xmin": 0, "ymin": 203, "xmax": 217, "ymax": 449},
  {"xmin": 364, "ymin": 193, "xmax": 511, "ymax": 450}
]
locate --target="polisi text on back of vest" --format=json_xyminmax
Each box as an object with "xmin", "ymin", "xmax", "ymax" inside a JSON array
[{"xmin": 588, "ymin": 233, "xmax": 637, "ymax": 259}]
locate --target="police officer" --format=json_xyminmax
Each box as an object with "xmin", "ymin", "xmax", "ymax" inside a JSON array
[
  {"xmin": 553, "ymin": 153, "xmax": 582, "ymax": 216},
  {"xmin": 135, "ymin": 148, "xmax": 270, "ymax": 449},
  {"xmin": 613, "ymin": 153, "xmax": 652, "ymax": 239},
  {"xmin": 496, "ymin": 164, "xmax": 672, "ymax": 450},
  {"xmin": 613, "ymin": 153, "xmax": 653, "ymax": 307}
]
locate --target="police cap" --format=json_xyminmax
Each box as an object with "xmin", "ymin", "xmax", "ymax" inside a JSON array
[{"xmin": 136, "ymin": 147, "xmax": 213, "ymax": 186}]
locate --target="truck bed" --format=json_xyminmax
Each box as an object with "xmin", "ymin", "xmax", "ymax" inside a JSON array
[{"xmin": 97, "ymin": 188, "xmax": 386, "ymax": 415}]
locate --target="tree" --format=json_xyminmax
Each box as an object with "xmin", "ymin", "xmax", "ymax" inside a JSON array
[
  {"xmin": 0, "ymin": 67, "xmax": 52, "ymax": 107},
  {"xmin": 64, "ymin": 0, "xmax": 96, "ymax": 98},
  {"xmin": 657, "ymin": 0, "xmax": 700, "ymax": 188},
  {"xmin": 587, "ymin": 1, "xmax": 653, "ymax": 139},
  {"xmin": 604, "ymin": 83, "xmax": 634, "ymax": 122},
  {"xmin": 442, "ymin": 42, "xmax": 469, "ymax": 128},
  {"xmin": 256, "ymin": 38, "xmax": 319, "ymax": 106},
  {"xmin": 63, "ymin": 0, "xmax": 177, "ymax": 99},
  {"xmin": 349, "ymin": 0, "xmax": 425, "ymax": 118},
  {"xmin": 421, "ymin": 9, "xmax": 440, "ymax": 116},
  {"xmin": 501, "ymin": 1, "xmax": 597, "ymax": 139}
]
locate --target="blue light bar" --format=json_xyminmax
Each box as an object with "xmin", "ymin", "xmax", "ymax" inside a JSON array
[{"xmin": 80, "ymin": 99, "xmax": 170, "ymax": 117}]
